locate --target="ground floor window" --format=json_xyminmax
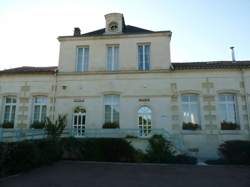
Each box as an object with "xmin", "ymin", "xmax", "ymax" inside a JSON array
[
  {"xmin": 104, "ymin": 95, "xmax": 120, "ymax": 124},
  {"xmin": 138, "ymin": 106, "xmax": 152, "ymax": 136},
  {"xmin": 3, "ymin": 96, "xmax": 17, "ymax": 123},
  {"xmin": 72, "ymin": 108, "xmax": 86, "ymax": 137},
  {"xmin": 32, "ymin": 96, "xmax": 48, "ymax": 123},
  {"xmin": 181, "ymin": 94, "xmax": 201, "ymax": 129}
]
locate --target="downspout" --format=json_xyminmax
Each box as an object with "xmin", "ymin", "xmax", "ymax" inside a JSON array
[
  {"xmin": 52, "ymin": 68, "xmax": 58, "ymax": 121},
  {"xmin": 240, "ymin": 68, "xmax": 250, "ymax": 138}
]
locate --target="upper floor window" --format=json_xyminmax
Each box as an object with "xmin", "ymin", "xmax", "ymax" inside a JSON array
[
  {"xmin": 104, "ymin": 95, "xmax": 120, "ymax": 124},
  {"xmin": 32, "ymin": 96, "xmax": 48, "ymax": 123},
  {"xmin": 107, "ymin": 45, "xmax": 119, "ymax": 71},
  {"xmin": 3, "ymin": 96, "xmax": 17, "ymax": 123},
  {"xmin": 76, "ymin": 47, "xmax": 89, "ymax": 72},
  {"xmin": 218, "ymin": 94, "xmax": 239, "ymax": 129},
  {"xmin": 181, "ymin": 94, "xmax": 201, "ymax": 129},
  {"xmin": 138, "ymin": 44, "xmax": 150, "ymax": 71}
]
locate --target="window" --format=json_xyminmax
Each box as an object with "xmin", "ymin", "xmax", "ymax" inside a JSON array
[
  {"xmin": 107, "ymin": 45, "xmax": 119, "ymax": 71},
  {"xmin": 104, "ymin": 95, "xmax": 120, "ymax": 124},
  {"xmin": 218, "ymin": 94, "xmax": 238, "ymax": 124},
  {"xmin": 73, "ymin": 107, "xmax": 86, "ymax": 137},
  {"xmin": 138, "ymin": 106, "xmax": 152, "ymax": 136},
  {"xmin": 108, "ymin": 22, "xmax": 118, "ymax": 32},
  {"xmin": 32, "ymin": 96, "xmax": 48, "ymax": 123},
  {"xmin": 76, "ymin": 47, "xmax": 89, "ymax": 72},
  {"xmin": 138, "ymin": 44, "xmax": 150, "ymax": 71},
  {"xmin": 3, "ymin": 96, "xmax": 16, "ymax": 123},
  {"xmin": 181, "ymin": 95, "xmax": 201, "ymax": 126}
]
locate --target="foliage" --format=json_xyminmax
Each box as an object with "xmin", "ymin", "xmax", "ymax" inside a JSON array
[
  {"xmin": 145, "ymin": 134, "xmax": 176, "ymax": 163},
  {"xmin": 218, "ymin": 140, "xmax": 250, "ymax": 165},
  {"xmin": 102, "ymin": 122, "xmax": 119, "ymax": 129},
  {"xmin": 60, "ymin": 138, "xmax": 136, "ymax": 162},
  {"xmin": 0, "ymin": 122, "xmax": 14, "ymax": 128},
  {"xmin": 30, "ymin": 121, "xmax": 45, "ymax": 129},
  {"xmin": 145, "ymin": 134, "xmax": 197, "ymax": 164},
  {"xmin": 182, "ymin": 122, "xmax": 200, "ymax": 130},
  {"xmin": 45, "ymin": 115, "xmax": 67, "ymax": 140},
  {"xmin": 0, "ymin": 140, "xmax": 62, "ymax": 177},
  {"xmin": 221, "ymin": 121, "xmax": 240, "ymax": 130}
]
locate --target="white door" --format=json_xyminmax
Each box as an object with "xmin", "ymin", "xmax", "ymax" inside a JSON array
[{"xmin": 72, "ymin": 112, "xmax": 86, "ymax": 137}]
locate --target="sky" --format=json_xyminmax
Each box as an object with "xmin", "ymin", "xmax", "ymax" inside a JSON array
[{"xmin": 0, "ymin": 0, "xmax": 249, "ymax": 70}]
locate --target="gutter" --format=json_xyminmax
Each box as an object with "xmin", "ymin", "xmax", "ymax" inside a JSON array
[
  {"xmin": 52, "ymin": 69, "xmax": 58, "ymax": 121},
  {"xmin": 240, "ymin": 68, "xmax": 250, "ymax": 137}
]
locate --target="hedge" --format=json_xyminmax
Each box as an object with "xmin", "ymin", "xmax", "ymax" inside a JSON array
[
  {"xmin": 0, "ymin": 135, "xmax": 197, "ymax": 178},
  {"xmin": 206, "ymin": 140, "xmax": 250, "ymax": 165}
]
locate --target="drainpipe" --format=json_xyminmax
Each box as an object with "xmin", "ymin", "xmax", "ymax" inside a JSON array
[
  {"xmin": 240, "ymin": 68, "xmax": 250, "ymax": 138},
  {"xmin": 52, "ymin": 68, "xmax": 58, "ymax": 121}
]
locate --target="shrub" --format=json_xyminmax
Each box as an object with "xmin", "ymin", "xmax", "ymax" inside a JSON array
[
  {"xmin": 218, "ymin": 140, "xmax": 250, "ymax": 165},
  {"xmin": 45, "ymin": 115, "xmax": 67, "ymax": 141},
  {"xmin": 60, "ymin": 138, "xmax": 137, "ymax": 162},
  {"xmin": 182, "ymin": 122, "xmax": 200, "ymax": 130},
  {"xmin": 30, "ymin": 121, "xmax": 45, "ymax": 129},
  {"xmin": 145, "ymin": 134, "xmax": 176, "ymax": 163},
  {"xmin": 102, "ymin": 122, "xmax": 119, "ymax": 129},
  {"xmin": 0, "ymin": 122, "xmax": 14, "ymax": 128},
  {"xmin": 221, "ymin": 121, "xmax": 240, "ymax": 130},
  {"xmin": 145, "ymin": 134, "xmax": 197, "ymax": 164},
  {"xmin": 0, "ymin": 140, "xmax": 62, "ymax": 177}
]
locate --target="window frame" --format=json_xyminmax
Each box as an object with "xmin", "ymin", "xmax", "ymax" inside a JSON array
[
  {"xmin": 181, "ymin": 94, "xmax": 201, "ymax": 128},
  {"xmin": 104, "ymin": 95, "xmax": 120, "ymax": 124},
  {"xmin": 137, "ymin": 43, "xmax": 151, "ymax": 71},
  {"xmin": 137, "ymin": 106, "xmax": 152, "ymax": 137},
  {"xmin": 3, "ymin": 96, "xmax": 17, "ymax": 124},
  {"xmin": 76, "ymin": 46, "xmax": 89, "ymax": 72},
  {"xmin": 106, "ymin": 44, "xmax": 119, "ymax": 71},
  {"xmin": 218, "ymin": 93, "xmax": 239, "ymax": 125},
  {"xmin": 32, "ymin": 96, "xmax": 48, "ymax": 123}
]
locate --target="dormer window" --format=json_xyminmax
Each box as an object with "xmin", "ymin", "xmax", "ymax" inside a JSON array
[{"xmin": 109, "ymin": 22, "xmax": 118, "ymax": 32}]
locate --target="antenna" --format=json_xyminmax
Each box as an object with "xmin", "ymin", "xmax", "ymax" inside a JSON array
[{"xmin": 230, "ymin": 46, "xmax": 236, "ymax": 63}]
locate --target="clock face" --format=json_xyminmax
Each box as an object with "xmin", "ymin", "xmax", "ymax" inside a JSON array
[{"xmin": 109, "ymin": 22, "xmax": 118, "ymax": 32}]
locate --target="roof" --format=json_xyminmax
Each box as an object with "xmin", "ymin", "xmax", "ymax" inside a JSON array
[
  {"xmin": 58, "ymin": 25, "xmax": 171, "ymax": 39},
  {"xmin": 172, "ymin": 61, "xmax": 250, "ymax": 70},
  {"xmin": 1, "ymin": 61, "xmax": 250, "ymax": 75},
  {"xmin": 82, "ymin": 25, "xmax": 156, "ymax": 36},
  {"xmin": 0, "ymin": 66, "xmax": 57, "ymax": 74}
]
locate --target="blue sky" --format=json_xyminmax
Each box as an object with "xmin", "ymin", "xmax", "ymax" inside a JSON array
[{"xmin": 0, "ymin": 0, "xmax": 249, "ymax": 69}]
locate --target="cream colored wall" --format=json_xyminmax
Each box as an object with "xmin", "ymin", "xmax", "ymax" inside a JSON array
[
  {"xmin": 0, "ymin": 68, "xmax": 250, "ymax": 159},
  {"xmin": 0, "ymin": 74, "xmax": 55, "ymax": 128},
  {"xmin": 58, "ymin": 33, "xmax": 171, "ymax": 72}
]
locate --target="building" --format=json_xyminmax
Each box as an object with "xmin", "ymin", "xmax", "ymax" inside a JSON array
[{"xmin": 0, "ymin": 13, "xmax": 250, "ymax": 159}]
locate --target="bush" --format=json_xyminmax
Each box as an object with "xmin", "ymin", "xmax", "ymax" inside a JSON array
[
  {"xmin": 182, "ymin": 122, "xmax": 200, "ymax": 130},
  {"xmin": 45, "ymin": 115, "xmax": 67, "ymax": 141},
  {"xmin": 0, "ymin": 122, "xmax": 14, "ymax": 128},
  {"xmin": 145, "ymin": 134, "xmax": 176, "ymax": 163},
  {"xmin": 61, "ymin": 138, "xmax": 136, "ymax": 162},
  {"xmin": 218, "ymin": 140, "xmax": 250, "ymax": 165},
  {"xmin": 30, "ymin": 121, "xmax": 45, "ymax": 129},
  {"xmin": 0, "ymin": 140, "xmax": 62, "ymax": 177},
  {"xmin": 221, "ymin": 121, "xmax": 240, "ymax": 130},
  {"xmin": 145, "ymin": 134, "xmax": 197, "ymax": 164},
  {"xmin": 102, "ymin": 122, "xmax": 119, "ymax": 129}
]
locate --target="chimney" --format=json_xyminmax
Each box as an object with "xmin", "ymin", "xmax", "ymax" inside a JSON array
[
  {"xmin": 74, "ymin": 27, "xmax": 81, "ymax": 36},
  {"xmin": 230, "ymin": 46, "xmax": 236, "ymax": 63}
]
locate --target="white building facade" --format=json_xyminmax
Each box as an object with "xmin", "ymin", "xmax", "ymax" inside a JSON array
[{"xmin": 0, "ymin": 13, "xmax": 250, "ymax": 159}]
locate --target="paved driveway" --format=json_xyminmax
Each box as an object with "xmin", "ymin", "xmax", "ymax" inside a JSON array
[{"xmin": 1, "ymin": 161, "xmax": 250, "ymax": 187}]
